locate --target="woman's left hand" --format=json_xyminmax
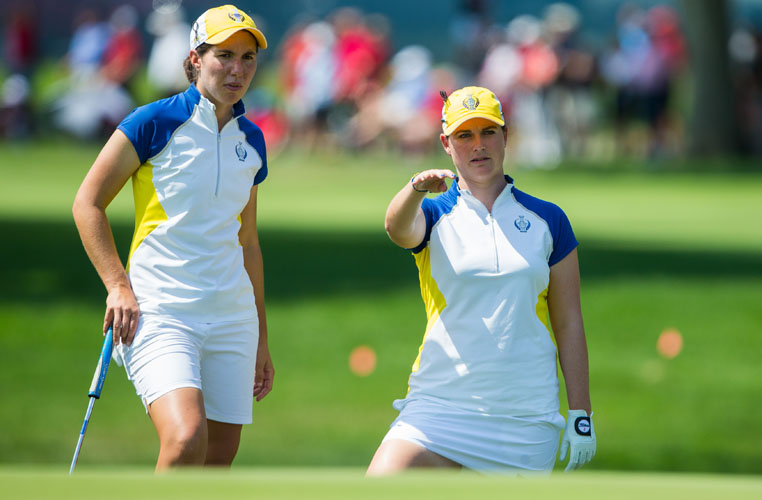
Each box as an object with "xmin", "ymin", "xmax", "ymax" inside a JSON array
[{"xmin": 253, "ymin": 343, "xmax": 274, "ymax": 401}]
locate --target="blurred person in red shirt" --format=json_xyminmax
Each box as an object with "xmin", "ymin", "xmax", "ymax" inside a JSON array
[
  {"xmin": 332, "ymin": 8, "xmax": 389, "ymax": 103},
  {"xmin": 279, "ymin": 19, "xmax": 337, "ymax": 148},
  {"xmin": 1, "ymin": 4, "xmax": 38, "ymax": 138},
  {"xmin": 4, "ymin": 5, "xmax": 38, "ymax": 75},
  {"xmin": 102, "ymin": 4, "xmax": 144, "ymax": 85}
]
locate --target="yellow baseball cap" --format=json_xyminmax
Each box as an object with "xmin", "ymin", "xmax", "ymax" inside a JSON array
[
  {"xmin": 441, "ymin": 86, "xmax": 505, "ymax": 135},
  {"xmin": 190, "ymin": 5, "xmax": 268, "ymax": 51}
]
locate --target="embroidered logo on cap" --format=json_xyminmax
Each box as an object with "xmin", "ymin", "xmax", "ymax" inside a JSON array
[
  {"xmin": 228, "ymin": 11, "xmax": 244, "ymax": 23},
  {"xmin": 462, "ymin": 94, "xmax": 479, "ymax": 111}
]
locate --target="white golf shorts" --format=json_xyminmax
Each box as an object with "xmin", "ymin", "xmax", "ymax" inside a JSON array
[
  {"xmin": 382, "ymin": 398, "xmax": 564, "ymax": 474},
  {"xmin": 115, "ymin": 314, "xmax": 259, "ymax": 424}
]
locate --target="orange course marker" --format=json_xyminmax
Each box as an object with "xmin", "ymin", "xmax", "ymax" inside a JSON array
[
  {"xmin": 349, "ymin": 345, "xmax": 377, "ymax": 376},
  {"xmin": 657, "ymin": 328, "xmax": 683, "ymax": 359}
]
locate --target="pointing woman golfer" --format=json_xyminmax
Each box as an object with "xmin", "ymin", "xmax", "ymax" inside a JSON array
[
  {"xmin": 367, "ymin": 87, "xmax": 595, "ymax": 475},
  {"xmin": 72, "ymin": 5, "xmax": 273, "ymax": 469}
]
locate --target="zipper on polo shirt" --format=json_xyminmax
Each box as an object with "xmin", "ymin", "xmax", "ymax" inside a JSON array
[
  {"xmin": 487, "ymin": 212, "xmax": 499, "ymax": 272},
  {"xmin": 214, "ymin": 133, "xmax": 221, "ymax": 198}
]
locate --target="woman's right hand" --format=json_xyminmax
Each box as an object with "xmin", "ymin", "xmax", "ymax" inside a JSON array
[
  {"xmin": 411, "ymin": 169, "xmax": 456, "ymax": 194},
  {"xmin": 104, "ymin": 284, "xmax": 140, "ymax": 346}
]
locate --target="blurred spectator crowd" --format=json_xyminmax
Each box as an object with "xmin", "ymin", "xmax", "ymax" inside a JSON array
[{"xmin": 2, "ymin": 0, "xmax": 762, "ymax": 165}]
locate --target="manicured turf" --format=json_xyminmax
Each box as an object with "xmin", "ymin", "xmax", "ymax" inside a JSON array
[
  {"xmin": 1, "ymin": 142, "xmax": 761, "ymax": 475},
  {"xmin": 3, "ymin": 468, "xmax": 762, "ymax": 500}
]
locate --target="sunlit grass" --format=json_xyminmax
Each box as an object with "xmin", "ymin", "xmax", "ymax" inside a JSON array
[{"xmin": 2, "ymin": 468, "xmax": 762, "ymax": 500}]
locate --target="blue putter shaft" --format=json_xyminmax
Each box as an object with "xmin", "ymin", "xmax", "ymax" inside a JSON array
[{"xmin": 69, "ymin": 328, "xmax": 114, "ymax": 475}]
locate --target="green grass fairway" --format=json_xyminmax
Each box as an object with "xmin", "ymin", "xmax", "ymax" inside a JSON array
[
  {"xmin": 3, "ymin": 468, "xmax": 762, "ymax": 500},
  {"xmin": 1, "ymin": 141, "xmax": 761, "ymax": 475}
]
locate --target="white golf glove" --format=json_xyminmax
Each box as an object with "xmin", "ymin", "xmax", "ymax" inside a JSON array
[{"xmin": 559, "ymin": 410, "xmax": 596, "ymax": 472}]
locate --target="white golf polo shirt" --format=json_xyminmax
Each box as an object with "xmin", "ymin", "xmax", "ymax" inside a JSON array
[
  {"xmin": 117, "ymin": 84, "xmax": 266, "ymax": 322},
  {"xmin": 397, "ymin": 176, "xmax": 577, "ymax": 417}
]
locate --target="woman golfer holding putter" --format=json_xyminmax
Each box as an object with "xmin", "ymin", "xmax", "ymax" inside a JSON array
[
  {"xmin": 72, "ymin": 5, "xmax": 273, "ymax": 469},
  {"xmin": 367, "ymin": 86, "xmax": 595, "ymax": 475}
]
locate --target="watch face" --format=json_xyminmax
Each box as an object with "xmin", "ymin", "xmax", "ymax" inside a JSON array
[{"xmin": 574, "ymin": 416, "xmax": 592, "ymax": 436}]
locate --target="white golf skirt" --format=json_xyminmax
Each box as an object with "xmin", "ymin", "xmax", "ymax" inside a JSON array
[{"xmin": 382, "ymin": 397, "xmax": 564, "ymax": 473}]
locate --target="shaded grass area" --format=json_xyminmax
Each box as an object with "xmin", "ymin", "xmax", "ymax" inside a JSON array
[{"xmin": 2, "ymin": 217, "xmax": 761, "ymax": 305}]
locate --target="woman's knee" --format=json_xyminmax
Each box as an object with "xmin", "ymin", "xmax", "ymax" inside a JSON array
[
  {"xmin": 160, "ymin": 422, "xmax": 208, "ymax": 463},
  {"xmin": 367, "ymin": 439, "xmax": 460, "ymax": 476}
]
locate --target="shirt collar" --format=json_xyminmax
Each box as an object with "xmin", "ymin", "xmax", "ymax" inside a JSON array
[
  {"xmin": 450, "ymin": 174, "xmax": 515, "ymax": 194},
  {"xmin": 451, "ymin": 174, "xmax": 515, "ymax": 212}
]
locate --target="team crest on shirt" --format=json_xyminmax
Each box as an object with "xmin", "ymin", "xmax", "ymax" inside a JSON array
[
  {"xmin": 514, "ymin": 215, "xmax": 531, "ymax": 232},
  {"xmin": 462, "ymin": 94, "xmax": 479, "ymax": 110},
  {"xmin": 235, "ymin": 141, "xmax": 248, "ymax": 161}
]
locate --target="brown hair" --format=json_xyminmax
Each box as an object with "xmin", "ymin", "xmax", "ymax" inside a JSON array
[{"xmin": 183, "ymin": 43, "xmax": 211, "ymax": 84}]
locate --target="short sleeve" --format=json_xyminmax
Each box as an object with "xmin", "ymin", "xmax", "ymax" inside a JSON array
[
  {"xmin": 117, "ymin": 108, "xmax": 155, "ymax": 164},
  {"xmin": 511, "ymin": 187, "xmax": 578, "ymax": 266},
  {"xmin": 547, "ymin": 207, "xmax": 578, "ymax": 266},
  {"xmin": 116, "ymin": 91, "xmax": 193, "ymax": 164},
  {"xmin": 238, "ymin": 116, "xmax": 267, "ymax": 186},
  {"xmin": 410, "ymin": 186, "xmax": 460, "ymax": 254}
]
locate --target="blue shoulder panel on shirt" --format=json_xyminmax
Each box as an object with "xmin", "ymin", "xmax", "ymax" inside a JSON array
[
  {"xmin": 512, "ymin": 187, "xmax": 578, "ymax": 266},
  {"xmin": 117, "ymin": 86, "xmax": 199, "ymax": 164},
  {"xmin": 237, "ymin": 116, "xmax": 268, "ymax": 185},
  {"xmin": 411, "ymin": 181, "xmax": 461, "ymax": 254}
]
